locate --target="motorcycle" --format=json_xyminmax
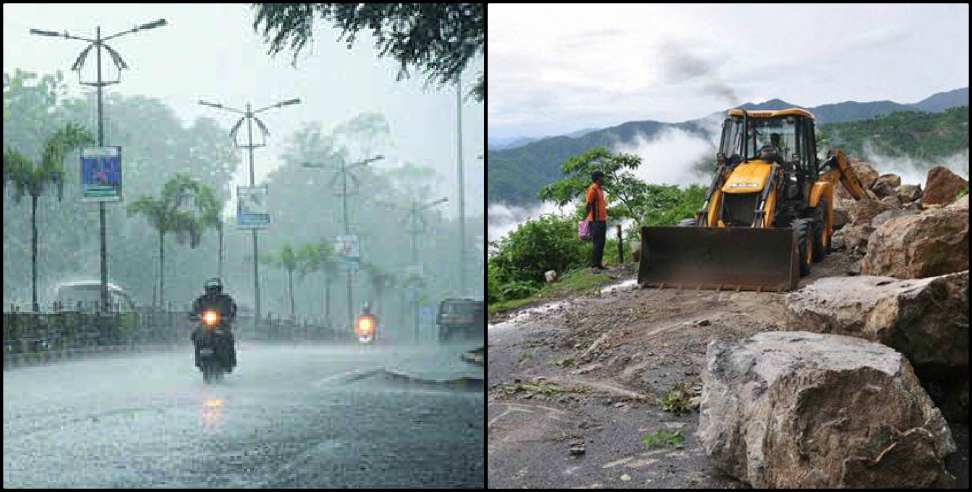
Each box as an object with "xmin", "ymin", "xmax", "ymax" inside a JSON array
[
  {"xmin": 354, "ymin": 313, "xmax": 377, "ymax": 344},
  {"xmin": 191, "ymin": 309, "xmax": 232, "ymax": 383}
]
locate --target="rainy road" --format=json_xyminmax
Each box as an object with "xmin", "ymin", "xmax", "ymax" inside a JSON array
[{"xmin": 3, "ymin": 342, "xmax": 484, "ymax": 488}]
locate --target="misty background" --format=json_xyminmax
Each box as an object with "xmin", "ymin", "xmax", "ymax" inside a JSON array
[
  {"xmin": 487, "ymin": 4, "xmax": 968, "ymax": 246},
  {"xmin": 3, "ymin": 4, "xmax": 484, "ymax": 331}
]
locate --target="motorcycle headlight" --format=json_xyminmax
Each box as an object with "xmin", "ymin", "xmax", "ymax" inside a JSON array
[
  {"xmin": 357, "ymin": 317, "xmax": 374, "ymax": 332},
  {"xmin": 203, "ymin": 310, "xmax": 220, "ymax": 326}
]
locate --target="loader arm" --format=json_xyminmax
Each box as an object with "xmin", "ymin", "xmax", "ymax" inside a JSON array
[{"xmin": 818, "ymin": 149, "xmax": 868, "ymax": 201}]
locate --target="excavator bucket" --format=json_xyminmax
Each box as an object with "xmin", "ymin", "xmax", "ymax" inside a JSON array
[{"xmin": 638, "ymin": 226, "xmax": 800, "ymax": 292}]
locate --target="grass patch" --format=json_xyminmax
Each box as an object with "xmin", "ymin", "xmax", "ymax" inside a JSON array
[
  {"xmin": 660, "ymin": 382, "xmax": 700, "ymax": 415},
  {"xmin": 488, "ymin": 267, "xmax": 617, "ymax": 320},
  {"xmin": 641, "ymin": 429, "xmax": 685, "ymax": 449},
  {"xmin": 497, "ymin": 378, "xmax": 592, "ymax": 399}
]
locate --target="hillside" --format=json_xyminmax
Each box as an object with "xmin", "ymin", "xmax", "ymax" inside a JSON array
[
  {"xmin": 820, "ymin": 106, "xmax": 969, "ymax": 161},
  {"xmin": 488, "ymin": 120, "xmax": 709, "ymax": 205},
  {"xmin": 488, "ymin": 89, "xmax": 969, "ymax": 206}
]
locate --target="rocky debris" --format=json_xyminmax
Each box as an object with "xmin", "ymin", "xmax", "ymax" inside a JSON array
[
  {"xmin": 879, "ymin": 194, "xmax": 902, "ymax": 209},
  {"xmin": 851, "ymin": 159, "xmax": 880, "ymax": 189},
  {"xmin": 871, "ymin": 208, "xmax": 919, "ymax": 228},
  {"xmin": 862, "ymin": 206, "xmax": 969, "ymax": 278},
  {"xmin": 850, "ymin": 198, "xmax": 892, "ymax": 226},
  {"xmin": 831, "ymin": 206, "xmax": 851, "ymax": 230},
  {"xmin": 898, "ymin": 184, "xmax": 922, "ymax": 203},
  {"xmin": 948, "ymin": 193, "xmax": 969, "ymax": 210},
  {"xmin": 871, "ymin": 173, "xmax": 902, "ymax": 198},
  {"xmin": 831, "ymin": 223, "xmax": 873, "ymax": 254},
  {"xmin": 784, "ymin": 272, "xmax": 969, "ymax": 370},
  {"xmin": 699, "ymin": 331, "xmax": 956, "ymax": 488},
  {"xmin": 785, "ymin": 272, "xmax": 970, "ymax": 424},
  {"xmin": 922, "ymin": 166, "xmax": 968, "ymax": 206},
  {"xmin": 545, "ymin": 270, "xmax": 558, "ymax": 283}
]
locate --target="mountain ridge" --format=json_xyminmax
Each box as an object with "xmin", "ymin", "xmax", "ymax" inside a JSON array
[{"xmin": 488, "ymin": 87, "xmax": 968, "ymax": 206}]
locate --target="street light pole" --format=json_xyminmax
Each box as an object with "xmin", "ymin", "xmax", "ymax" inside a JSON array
[
  {"xmin": 376, "ymin": 196, "xmax": 447, "ymax": 341},
  {"xmin": 456, "ymin": 76, "xmax": 466, "ymax": 297},
  {"xmin": 31, "ymin": 19, "xmax": 167, "ymax": 313},
  {"xmin": 302, "ymin": 155, "xmax": 383, "ymax": 333},
  {"xmin": 199, "ymin": 97, "xmax": 301, "ymax": 330}
]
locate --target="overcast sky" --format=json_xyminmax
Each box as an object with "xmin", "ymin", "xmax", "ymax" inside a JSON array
[
  {"xmin": 488, "ymin": 3, "xmax": 969, "ymax": 140},
  {"xmin": 3, "ymin": 3, "xmax": 484, "ymax": 218}
]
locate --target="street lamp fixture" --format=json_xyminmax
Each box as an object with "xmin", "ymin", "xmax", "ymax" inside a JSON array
[
  {"xmin": 30, "ymin": 18, "xmax": 167, "ymax": 313},
  {"xmin": 198, "ymin": 96, "xmax": 301, "ymax": 329}
]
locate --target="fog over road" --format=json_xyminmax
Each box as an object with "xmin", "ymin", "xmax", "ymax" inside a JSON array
[{"xmin": 4, "ymin": 342, "xmax": 484, "ymax": 488}]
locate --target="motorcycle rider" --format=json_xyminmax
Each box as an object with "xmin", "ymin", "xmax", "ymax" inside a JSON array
[{"xmin": 190, "ymin": 278, "xmax": 237, "ymax": 371}]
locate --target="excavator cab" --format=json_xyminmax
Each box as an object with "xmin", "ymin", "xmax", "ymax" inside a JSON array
[{"xmin": 639, "ymin": 108, "xmax": 867, "ymax": 292}]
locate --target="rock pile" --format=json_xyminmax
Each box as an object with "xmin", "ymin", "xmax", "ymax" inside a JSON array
[{"xmin": 698, "ymin": 159, "xmax": 968, "ymax": 488}]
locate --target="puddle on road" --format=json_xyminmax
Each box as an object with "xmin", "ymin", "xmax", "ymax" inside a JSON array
[{"xmin": 599, "ymin": 278, "xmax": 638, "ymax": 295}]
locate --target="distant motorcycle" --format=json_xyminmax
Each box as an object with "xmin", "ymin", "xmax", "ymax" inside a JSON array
[
  {"xmin": 354, "ymin": 313, "xmax": 378, "ymax": 345},
  {"xmin": 190, "ymin": 309, "xmax": 232, "ymax": 383}
]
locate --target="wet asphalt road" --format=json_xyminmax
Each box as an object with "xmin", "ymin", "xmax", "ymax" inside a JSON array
[{"xmin": 3, "ymin": 341, "xmax": 484, "ymax": 488}]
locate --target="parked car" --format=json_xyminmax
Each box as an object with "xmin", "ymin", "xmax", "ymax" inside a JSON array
[
  {"xmin": 436, "ymin": 298, "xmax": 484, "ymax": 343},
  {"xmin": 55, "ymin": 281, "xmax": 136, "ymax": 313}
]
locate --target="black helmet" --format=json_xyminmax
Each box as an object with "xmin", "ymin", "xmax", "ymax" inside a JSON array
[{"xmin": 204, "ymin": 277, "xmax": 222, "ymax": 295}]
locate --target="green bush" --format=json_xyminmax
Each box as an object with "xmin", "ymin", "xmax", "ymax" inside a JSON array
[
  {"xmin": 490, "ymin": 214, "xmax": 588, "ymax": 285},
  {"xmin": 487, "ymin": 261, "xmax": 503, "ymax": 303},
  {"xmin": 499, "ymin": 280, "xmax": 540, "ymax": 300}
]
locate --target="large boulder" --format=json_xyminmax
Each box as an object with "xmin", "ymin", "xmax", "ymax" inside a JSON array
[
  {"xmin": 871, "ymin": 173, "xmax": 902, "ymax": 198},
  {"xmin": 849, "ymin": 198, "xmax": 892, "ymax": 226},
  {"xmin": 785, "ymin": 272, "xmax": 970, "ymax": 423},
  {"xmin": 699, "ymin": 331, "xmax": 956, "ymax": 488},
  {"xmin": 871, "ymin": 208, "xmax": 919, "ymax": 228},
  {"xmin": 898, "ymin": 184, "xmax": 922, "ymax": 203},
  {"xmin": 831, "ymin": 206, "xmax": 851, "ymax": 230},
  {"xmin": 862, "ymin": 206, "xmax": 969, "ymax": 278},
  {"xmin": 948, "ymin": 193, "xmax": 968, "ymax": 210},
  {"xmin": 879, "ymin": 194, "xmax": 902, "ymax": 209},
  {"xmin": 784, "ymin": 272, "xmax": 969, "ymax": 370},
  {"xmin": 832, "ymin": 223, "xmax": 873, "ymax": 254},
  {"xmin": 850, "ymin": 159, "xmax": 880, "ymax": 189},
  {"xmin": 922, "ymin": 166, "xmax": 968, "ymax": 206}
]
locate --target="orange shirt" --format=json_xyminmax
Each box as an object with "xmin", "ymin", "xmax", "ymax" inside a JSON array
[{"xmin": 586, "ymin": 183, "xmax": 607, "ymax": 221}]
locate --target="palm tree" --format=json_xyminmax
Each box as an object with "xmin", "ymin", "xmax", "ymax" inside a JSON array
[
  {"xmin": 362, "ymin": 261, "xmax": 396, "ymax": 317},
  {"xmin": 3, "ymin": 123, "xmax": 94, "ymax": 312},
  {"xmin": 127, "ymin": 174, "xmax": 220, "ymax": 310},
  {"xmin": 263, "ymin": 243, "xmax": 300, "ymax": 320},
  {"xmin": 297, "ymin": 240, "xmax": 339, "ymax": 326}
]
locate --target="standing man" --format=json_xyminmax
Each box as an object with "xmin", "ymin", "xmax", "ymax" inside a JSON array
[{"xmin": 586, "ymin": 171, "xmax": 608, "ymax": 272}]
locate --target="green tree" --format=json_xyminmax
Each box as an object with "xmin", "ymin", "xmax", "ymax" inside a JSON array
[
  {"xmin": 538, "ymin": 147, "xmax": 706, "ymax": 228},
  {"xmin": 127, "ymin": 174, "xmax": 221, "ymax": 309},
  {"xmin": 3, "ymin": 122, "xmax": 94, "ymax": 311},
  {"xmin": 362, "ymin": 261, "xmax": 396, "ymax": 316},
  {"xmin": 297, "ymin": 239, "xmax": 339, "ymax": 324},
  {"xmin": 252, "ymin": 3, "xmax": 484, "ymax": 101},
  {"xmin": 263, "ymin": 243, "xmax": 301, "ymax": 320}
]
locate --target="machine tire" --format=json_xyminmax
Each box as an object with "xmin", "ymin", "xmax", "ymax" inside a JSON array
[
  {"xmin": 677, "ymin": 217, "xmax": 697, "ymax": 227},
  {"xmin": 791, "ymin": 218, "xmax": 813, "ymax": 277},
  {"xmin": 811, "ymin": 200, "xmax": 830, "ymax": 262}
]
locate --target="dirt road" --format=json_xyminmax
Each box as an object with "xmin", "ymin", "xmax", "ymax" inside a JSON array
[{"xmin": 487, "ymin": 252, "xmax": 968, "ymax": 488}]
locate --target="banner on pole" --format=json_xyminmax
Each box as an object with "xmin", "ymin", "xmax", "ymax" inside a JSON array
[
  {"xmin": 237, "ymin": 185, "xmax": 270, "ymax": 229},
  {"xmin": 80, "ymin": 146, "xmax": 122, "ymax": 202},
  {"xmin": 335, "ymin": 235, "xmax": 360, "ymax": 267}
]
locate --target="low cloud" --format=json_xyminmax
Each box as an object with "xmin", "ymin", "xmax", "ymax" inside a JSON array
[
  {"xmin": 860, "ymin": 142, "xmax": 969, "ymax": 186},
  {"xmin": 487, "ymin": 201, "xmax": 570, "ymax": 254},
  {"xmin": 612, "ymin": 116, "xmax": 722, "ymax": 187}
]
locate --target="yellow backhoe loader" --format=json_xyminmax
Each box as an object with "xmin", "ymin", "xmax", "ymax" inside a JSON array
[{"xmin": 638, "ymin": 108, "xmax": 868, "ymax": 292}]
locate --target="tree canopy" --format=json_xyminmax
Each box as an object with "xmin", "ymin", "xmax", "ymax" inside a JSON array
[{"xmin": 251, "ymin": 3, "xmax": 484, "ymax": 101}]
